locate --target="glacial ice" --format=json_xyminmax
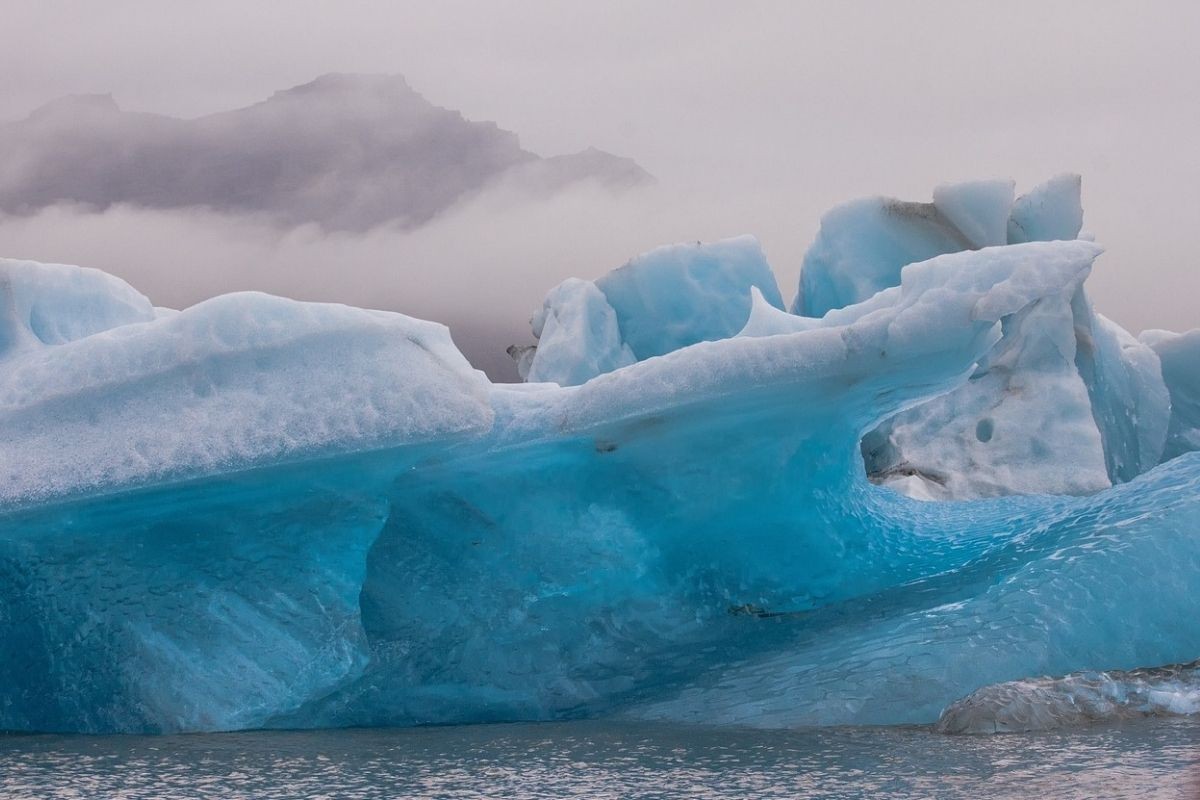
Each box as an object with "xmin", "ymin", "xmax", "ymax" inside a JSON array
[
  {"xmin": 1141, "ymin": 328, "xmax": 1200, "ymax": 461},
  {"xmin": 1007, "ymin": 173, "xmax": 1085, "ymax": 244},
  {"xmin": 936, "ymin": 659, "xmax": 1200, "ymax": 734},
  {"xmin": 795, "ymin": 176, "xmax": 1080, "ymax": 318},
  {"xmin": 519, "ymin": 176, "xmax": 1171, "ymax": 499},
  {"xmin": 1, "ymin": 258, "xmax": 155, "ymax": 355},
  {"xmin": 522, "ymin": 235, "xmax": 783, "ymax": 385},
  {"xmin": 777, "ymin": 175, "xmax": 1170, "ymax": 499},
  {"xmin": 1, "ymin": 178, "xmax": 1199, "ymax": 735},
  {"xmin": 0, "ymin": 268, "xmax": 492, "ymax": 507},
  {"xmin": 521, "ymin": 278, "xmax": 634, "ymax": 385}
]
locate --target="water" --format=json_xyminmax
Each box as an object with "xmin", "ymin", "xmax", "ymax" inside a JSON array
[{"xmin": 2, "ymin": 719, "xmax": 1198, "ymax": 799}]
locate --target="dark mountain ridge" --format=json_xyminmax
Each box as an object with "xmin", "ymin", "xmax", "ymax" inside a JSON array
[{"xmin": 0, "ymin": 73, "xmax": 652, "ymax": 231}]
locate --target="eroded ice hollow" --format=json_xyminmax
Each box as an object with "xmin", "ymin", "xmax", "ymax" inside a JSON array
[{"xmin": 1, "ymin": 176, "xmax": 1198, "ymax": 735}]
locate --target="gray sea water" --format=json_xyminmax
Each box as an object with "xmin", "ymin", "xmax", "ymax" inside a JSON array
[{"xmin": 2, "ymin": 718, "xmax": 1198, "ymax": 799}]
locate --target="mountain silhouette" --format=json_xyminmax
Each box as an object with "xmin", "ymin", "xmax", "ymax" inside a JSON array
[{"xmin": 0, "ymin": 73, "xmax": 652, "ymax": 231}]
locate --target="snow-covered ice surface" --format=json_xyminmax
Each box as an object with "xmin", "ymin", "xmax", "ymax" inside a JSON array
[{"xmin": 1, "ymin": 176, "xmax": 1198, "ymax": 735}]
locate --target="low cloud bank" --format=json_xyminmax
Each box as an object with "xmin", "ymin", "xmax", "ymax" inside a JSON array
[{"xmin": 0, "ymin": 73, "xmax": 650, "ymax": 233}]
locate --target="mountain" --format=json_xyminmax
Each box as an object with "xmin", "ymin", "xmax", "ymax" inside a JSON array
[{"xmin": 0, "ymin": 73, "xmax": 652, "ymax": 231}]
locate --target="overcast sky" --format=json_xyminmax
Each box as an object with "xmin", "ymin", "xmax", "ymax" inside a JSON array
[{"xmin": 2, "ymin": 1, "xmax": 1198, "ymax": 377}]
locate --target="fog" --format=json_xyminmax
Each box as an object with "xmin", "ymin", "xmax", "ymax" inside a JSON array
[
  {"xmin": 0, "ymin": 73, "xmax": 648, "ymax": 231},
  {"xmin": 2, "ymin": 1, "xmax": 1198, "ymax": 379}
]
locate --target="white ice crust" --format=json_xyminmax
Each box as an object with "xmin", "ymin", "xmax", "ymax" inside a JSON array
[
  {"xmin": 1, "ymin": 258, "xmax": 155, "ymax": 357},
  {"xmin": 0, "ymin": 264, "xmax": 492, "ymax": 505}
]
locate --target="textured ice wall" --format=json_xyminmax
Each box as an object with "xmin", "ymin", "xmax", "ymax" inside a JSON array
[
  {"xmin": 512, "ymin": 177, "xmax": 1172, "ymax": 499},
  {"xmin": 797, "ymin": 176, "xmax": 1169, "ymax": 498},
  {"xmin": 0, "ymin": 280, "xmax": 492, "ymax": 506},
  {"xmin": 1, "ymin": 184, "xmax": 1198, "ymax": 734},
  {"xmin": 8, "ymin": 238, "xmax": 1196, "ymax": 734}
]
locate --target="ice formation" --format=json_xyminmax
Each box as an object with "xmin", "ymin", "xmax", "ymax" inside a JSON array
[
  {"xmin": 1, "ymin": 176, "xmax": 1198, "ymax": 735},
  {"xmin": 520, "ymin": 235, "xmax": 784, "ymax": 385},
  {"xmin": 1140, "ymin": 328, "xmax": 1200, "ymax": 461},
  {"xmin": 936, "ymin": 660, "xmax": 1200, "ymax": 734}
]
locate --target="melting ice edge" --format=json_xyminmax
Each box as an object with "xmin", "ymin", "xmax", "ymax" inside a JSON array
[{"xmin": 2, "ymin": 175, "xmax": 1199, "ymax": 735}]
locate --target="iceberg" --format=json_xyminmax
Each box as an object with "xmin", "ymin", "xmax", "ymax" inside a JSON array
[{"xmin": 1, "ymin": 177, "xmax": 1198, "ymax": 735}]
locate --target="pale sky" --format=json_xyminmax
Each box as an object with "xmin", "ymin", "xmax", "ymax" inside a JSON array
[{"xmin": 2, "ymin": 1, "xmax": 1198, "ymax": 377}]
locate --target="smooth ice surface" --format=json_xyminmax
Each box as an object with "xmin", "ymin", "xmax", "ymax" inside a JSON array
[
  {"xmin": 931, "ymin": 179, "xmax": 1014, "ymax": 248},
  {"xmin": 794, "ymin": 196, "xmax": 970, "ymax": 319},
  {"xmin": 594, "ymin": 235, "xmax": 784, "ymax": 360},
  {"xmin": 1141, "ymin": 328, "xmax": 1200, "ymax": 461},
  {"xmin": 2, "ymin": 177, "xmax": 1199, "ymax": 735},
  {"xmin": 1007, "ymin": 173, "xmax": 1085, "ymax": 244},
  {"xmin": 522, "ymin": 236, "xmax": 783, "ymax": 385},
  {"xmin": 1, "ymin": 258, "xmax": 155, "ymax": 356},
  {"xmin": 1077, "ymin": 310, "xmax": 1170, "ymax": 481}
]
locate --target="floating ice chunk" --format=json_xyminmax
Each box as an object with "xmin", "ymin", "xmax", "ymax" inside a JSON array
[
  {"xmin": 521, "ymin": 278, "xmax": 635, "ymax": 385},
  {"xmin": 2, "ymin": 189, "xmax": 1195, "ymax": 735},
  {"xmin": 1007, "ymin": 173, "xmax": 1084, "ymax": 244},
  {"xmin": 1, "ymin": 258, "xmax": 154, "ymax": 356},
  {"xmin": 932, "ymin": 179, "xmax": 1014, "ymax": 248},
  {"xmin": 1140, "ymin": 328, "xmax": 1200, "ymax": 460},
  {"xmin": 0, "ymin": 239, "xmax": 1114, "ymax": 734},
  {"xmin": 300, "ymin": 240, "xmax": 1109, "ymax": 731},
  {"xmin": 0, "ymin": 273, "xmax": 493, "ymax": 505},
  {"xmin": 936, "ymin": 659, "xmax": 1200, "ymax": 734},
  {"xmin": 522, "ymin": 236, "xmax": 783, "ymax": 385}
]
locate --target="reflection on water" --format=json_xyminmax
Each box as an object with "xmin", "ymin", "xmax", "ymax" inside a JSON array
[{"xmin": 2, "ymin": 718, "xmax": 1198, "ymax": 799}]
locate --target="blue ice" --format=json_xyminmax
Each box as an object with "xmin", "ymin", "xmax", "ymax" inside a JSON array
[{"xmin": 1, "ymin": 178, "xmax": 1197, "ymax": 735}]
